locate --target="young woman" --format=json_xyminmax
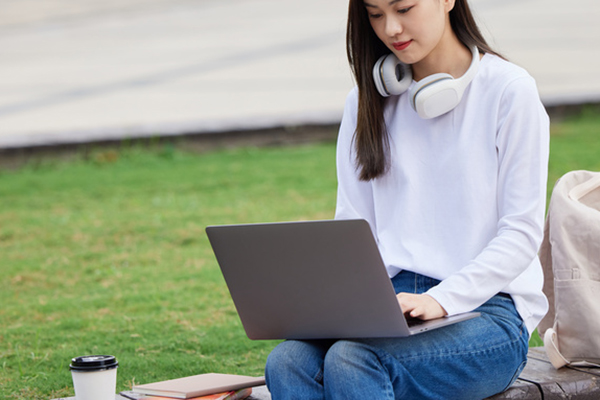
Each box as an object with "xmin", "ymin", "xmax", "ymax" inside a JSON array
[{"xmin": 265, "ymin": 0, "xmax": 549, "ymax": 398}]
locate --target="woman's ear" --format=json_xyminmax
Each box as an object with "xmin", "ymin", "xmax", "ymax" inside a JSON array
[{"xmin": 442, "ymin": 0, "xmax": 456, "ymax": 13}]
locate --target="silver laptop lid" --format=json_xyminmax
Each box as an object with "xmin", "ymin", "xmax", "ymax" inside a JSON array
[{"xmin": 206, "ymin": 219, "xmax": 410, "ymax": 340}]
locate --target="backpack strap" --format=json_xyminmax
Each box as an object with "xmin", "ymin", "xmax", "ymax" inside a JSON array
[
  {"xmin": 544, "ymin": 328, "xmax": 570, "ymax": 369},
  {"xmin": 569, "ymin": 173, "xmax": 600, "ymax": 201}
]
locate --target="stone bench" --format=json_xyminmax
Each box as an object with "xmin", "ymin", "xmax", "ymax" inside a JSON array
[{"xmin": 54, "ymin": 347, "xmax": 600, "ymax": 400}]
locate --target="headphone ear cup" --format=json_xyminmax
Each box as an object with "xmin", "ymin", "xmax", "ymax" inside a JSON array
[
  {"xmin": 409, "ymin": 73, "xmax": 456, "ymax": 119},
  {"xmin": 373, "ymin": 54, "xmax": 412, "ymax": 97},
  {"xmin": 409, "ymin": 46, "xmax": 480, "ymax": 119}
]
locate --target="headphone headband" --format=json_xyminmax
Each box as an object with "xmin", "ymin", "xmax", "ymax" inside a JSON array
[
  {"xmin": 452, "ymin": 45, "xmax": 480, "ymax": 94},
  {"xmin": 372, "ymin": 46, "xmax": 480, "ymax": 119}
]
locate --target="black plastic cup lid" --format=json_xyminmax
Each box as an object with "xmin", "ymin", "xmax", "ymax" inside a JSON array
[{"xmin": 70, "ymin": 355, "xmax": 118, "ymax": 372}]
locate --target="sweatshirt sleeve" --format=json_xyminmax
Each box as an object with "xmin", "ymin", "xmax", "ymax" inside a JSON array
[
  {"xmin": 334, "ymin": 87, "xmax": 377, "ymax": 228},
  {"xmin": 426, "ymin": 75, "xmax": 550, "ymax": 316}
]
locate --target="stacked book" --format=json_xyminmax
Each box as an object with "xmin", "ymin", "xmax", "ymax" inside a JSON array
[{"xmin": 120, "ymin": 373, "xmax": 266, "ymax": 400}]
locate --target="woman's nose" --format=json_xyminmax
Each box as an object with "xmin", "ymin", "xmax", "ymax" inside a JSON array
[{"xmin": 385, "ymin": 16, "xmax": 403, "ymax": 38}]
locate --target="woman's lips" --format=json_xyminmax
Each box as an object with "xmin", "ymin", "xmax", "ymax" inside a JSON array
[{"xmin": 392, "ymin": 40, "xmax": 412, "ymax": 51}]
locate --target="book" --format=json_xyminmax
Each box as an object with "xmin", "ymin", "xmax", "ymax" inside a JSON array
[
  {"xmin": 121, "ymin": 387, "xmax": 253, "ymax": 400},
  {"xmin": 131, "ymin": 373, "xmax": 265, "ymax": 399}
]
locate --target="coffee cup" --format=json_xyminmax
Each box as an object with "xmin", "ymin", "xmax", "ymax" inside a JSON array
[{"xmin": 70, "ymin": 355, "xmax": 118, "ymax": 400}]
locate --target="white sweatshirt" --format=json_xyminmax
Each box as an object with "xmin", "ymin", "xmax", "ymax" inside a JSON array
[{"xmin": 335, "ymin": 54, "xmax": 550, "ymax": 336}]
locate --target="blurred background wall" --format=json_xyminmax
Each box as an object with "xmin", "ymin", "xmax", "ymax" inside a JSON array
[{"xmin": 0, "ymin": 0, "xmax": 598, "ymax": 149}]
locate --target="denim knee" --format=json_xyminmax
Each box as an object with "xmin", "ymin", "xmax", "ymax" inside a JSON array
[
  {"xmin": 324, "ymin": 341, "xmax": 396, "ymax": 400},
  {"xmin": 265, "ymin": 341, "xmax": 289, "ymax": 375},
  {"xmin": 265, "ymin": 340, "xmax": 317, "ymax": 381},
  {"xmin": 324, "ymin": 340, "xmax": 380, "ymax": 371},
  {"xmin": 265, "ymin": 340, "xmax": 331, "ymax": 400}
]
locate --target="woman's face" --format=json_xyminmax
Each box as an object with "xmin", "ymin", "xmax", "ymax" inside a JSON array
[{"xmin": 364, "ymin": 0, "xmax": 454, "ymax": 66}]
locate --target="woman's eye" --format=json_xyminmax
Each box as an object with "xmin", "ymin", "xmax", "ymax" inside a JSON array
[
  {"xmin": 368, "ymin": 13, "xmax": 383, "ymax": 19},
  {"xmin": 398, "ymin": 6, "xmax": 413, "ymax": 14}
]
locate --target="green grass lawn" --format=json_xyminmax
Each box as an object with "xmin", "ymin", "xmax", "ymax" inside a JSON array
[{"xmin": 1, "ymin": 109, "xmax": 599, "ymax": 399}]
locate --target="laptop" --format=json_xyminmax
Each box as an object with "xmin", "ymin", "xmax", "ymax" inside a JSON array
[{"xmin": 206, "ymin": 219, "xmax": 479, "ymax": 340}]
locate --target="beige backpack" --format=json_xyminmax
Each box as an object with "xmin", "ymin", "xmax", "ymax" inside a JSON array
[{"xmin": 538, "ymin": 170, "xmax": 600, "ymax": 369}]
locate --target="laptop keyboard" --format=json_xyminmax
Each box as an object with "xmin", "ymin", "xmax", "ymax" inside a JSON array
[{"xmin": 406, "ymin": 317, "xmax": 427, "ymax": 328}]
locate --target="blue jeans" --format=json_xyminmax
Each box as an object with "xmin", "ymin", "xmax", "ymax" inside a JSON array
[{"xmin": 265, "ymin": 271, "xmax": 529, "ymax": 400}]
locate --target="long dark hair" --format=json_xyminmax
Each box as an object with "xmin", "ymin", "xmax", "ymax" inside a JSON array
[{"xmin": 346, "ymin": 0, "xmax": 501, "ymax": 181}]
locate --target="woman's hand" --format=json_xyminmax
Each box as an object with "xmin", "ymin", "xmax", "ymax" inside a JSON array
[{"xmin": 396, "ymin": 293, "xmax": 448, "ymax": 320}]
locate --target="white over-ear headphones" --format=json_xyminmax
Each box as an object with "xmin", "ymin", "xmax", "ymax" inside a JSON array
[{"xmin": 372, "ymin": 46, "xmax": 480, "ymax": 119}]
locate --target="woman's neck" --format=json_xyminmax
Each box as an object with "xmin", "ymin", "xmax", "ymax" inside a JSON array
[{"xmin": 411, "ymin": 30, "xmax": 472, "ymax": 82}]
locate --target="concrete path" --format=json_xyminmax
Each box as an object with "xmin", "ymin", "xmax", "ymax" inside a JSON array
[{"xmin": 1, "ymin": 0, "xmax": 599, "ymax": 148}]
